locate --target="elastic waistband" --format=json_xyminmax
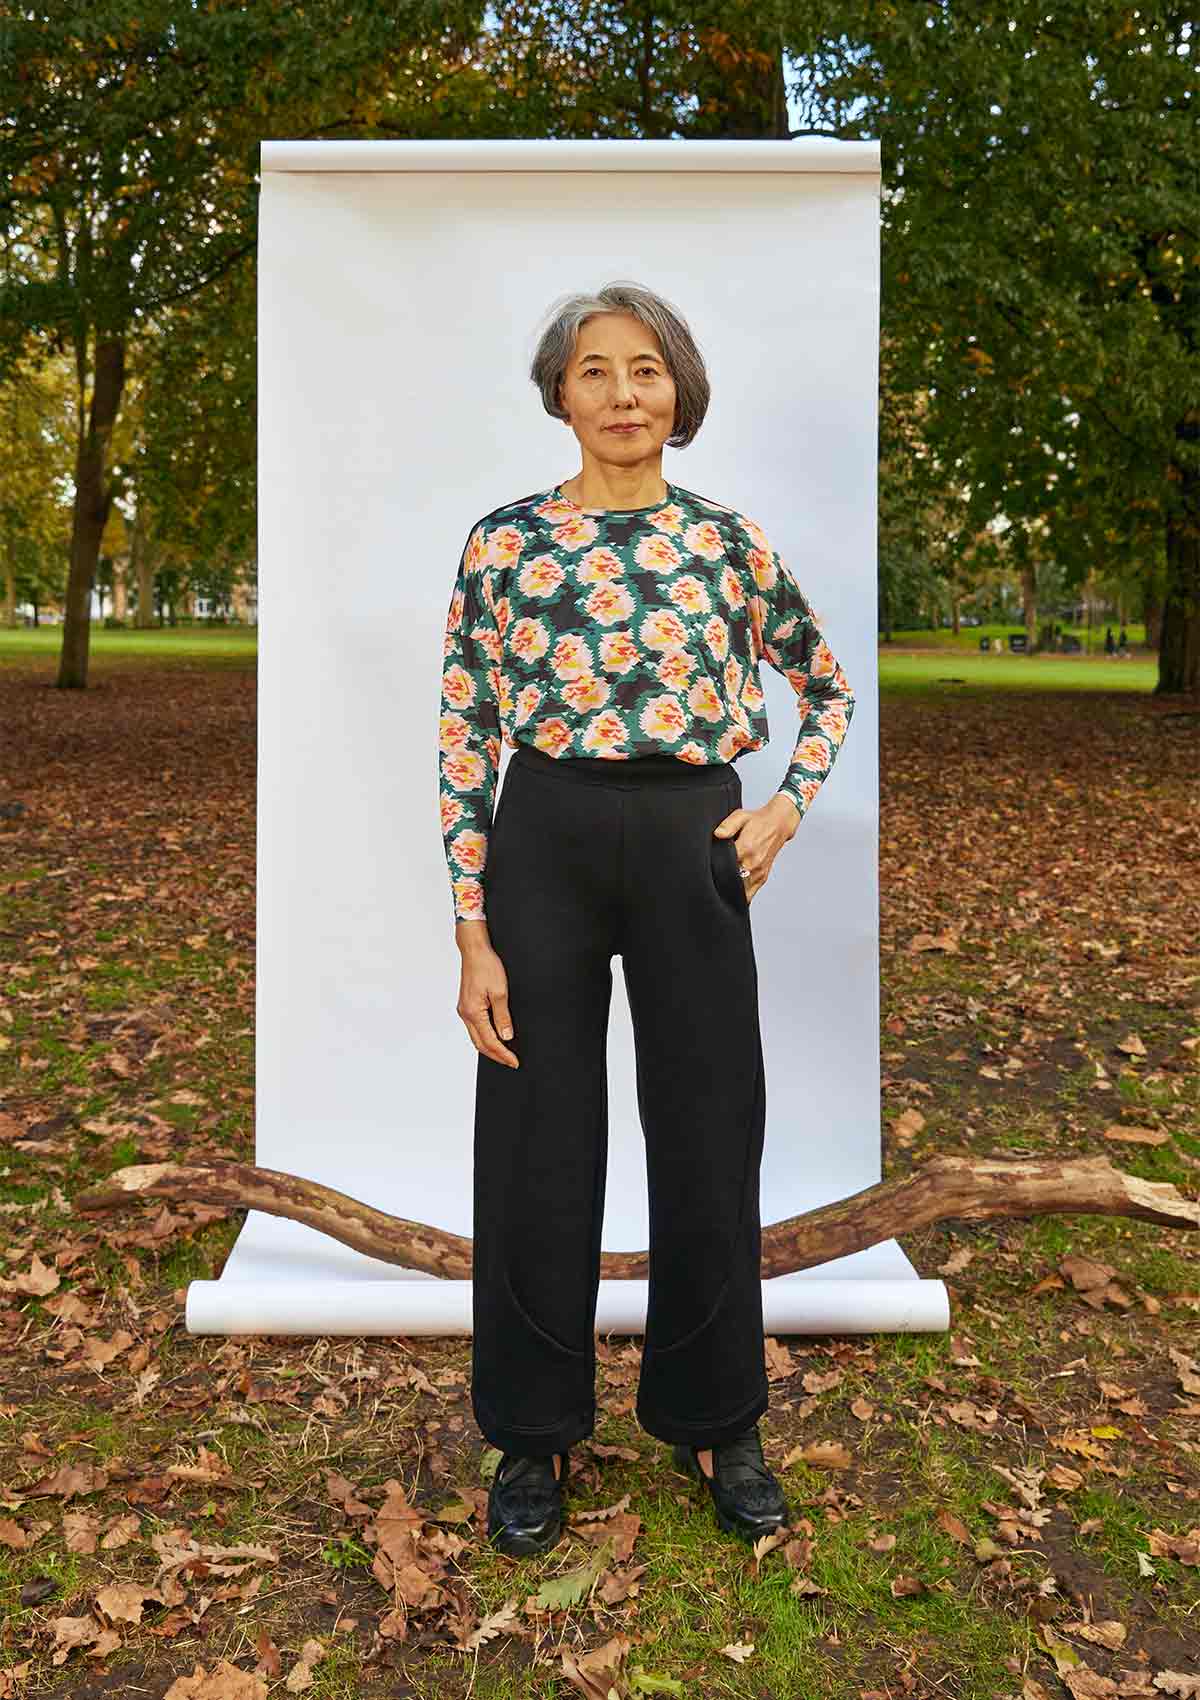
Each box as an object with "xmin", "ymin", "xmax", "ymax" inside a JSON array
[{"xmin": 511, "ymin": 741, "xmax": 733, "ymax": 790}]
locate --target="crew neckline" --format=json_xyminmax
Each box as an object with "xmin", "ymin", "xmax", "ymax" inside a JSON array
[{"xmin": 552, "ymin": 480, "xmax": 678, "ymax": 516}]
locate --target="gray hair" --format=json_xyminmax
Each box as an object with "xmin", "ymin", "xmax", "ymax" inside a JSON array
[{"xmin": 529, "ymin": 280, "xmax": 710, "ymax": 450}]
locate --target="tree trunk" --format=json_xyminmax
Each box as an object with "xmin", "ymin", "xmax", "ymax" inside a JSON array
[
  {"xmin": 3, "ymin": 530, "xmax": 15, "ymax": 629},
  {"xmin": 1021, "ymin": 562, "xmax": 1037, "ymax": 648},
  {"xmin": 57, "ymin": 333, "xmax": 126, "ymax": 689},
  {"xmin": 112, "ymin": 551, "xmax": 127, "ymax": 622},
  {"xmin": 74, "ymin": 1154, "xmax": 1199, "ymax": 1283},
  {"xmin": 133, "ymin": 507, "xmax": 156, "ymax": 629},
  {"xmin": 1156, "ymin": 445, "xmax": 1199, "ymax": 696}
]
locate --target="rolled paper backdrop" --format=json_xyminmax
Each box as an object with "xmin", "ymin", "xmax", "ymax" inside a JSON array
[
  {"xmin": 186, "ymin": 1216, "xmax": 949, "ymax": 1336},
  {"xmin": 189, "ymin": 135, "xmax": 939, "ymax": 1338}
]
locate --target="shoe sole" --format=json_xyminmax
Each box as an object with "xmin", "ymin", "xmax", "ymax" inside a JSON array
[{"xmin": 671, "ymin": 1443, "xmax": 788, "ymax": 1543}]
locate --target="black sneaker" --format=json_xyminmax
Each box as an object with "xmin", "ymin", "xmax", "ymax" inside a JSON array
[
  {"xmin": 672, "ymin": 1424, "xmax": 788, "ymax": 1542},
  {"xmin": 486, "ymin": 1450, "xmax": 569, "ymax": 1556}
]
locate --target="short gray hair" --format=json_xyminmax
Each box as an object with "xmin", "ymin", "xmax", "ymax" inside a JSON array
[{"xmin": 529, "ymin": 280, "xmax": 710, "ymax": 450}]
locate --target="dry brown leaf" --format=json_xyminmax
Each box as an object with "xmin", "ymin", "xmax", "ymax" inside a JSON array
[
  {"xmin": 252, "ymin": 1630, "xmax": 282, "ymax": 1679},
  {"xmin": 0, "ymin": 1254, "xmax": 60, "ymax": 1297},
  {"xmin": 936, "ymin": 1508, "xmax": 972, "ymax": 1544},
  {"xmin": 891, "ymin": 1107, "xmax": 927, "ymax": 1144},
  {"xmin": 1061, "ymin": 1618, "xmax": 1127, "ymax": 1649},
  {"xmin": 163, "ymin": 1660, "xmax": 268, "ymax": 1699},
  {"xmin": 62, "ymin": 1510, "xmax": 100, "ymax": 1553},
  {"xmin": 81, "ymin": 1330, "xmax": 135, "ymax": 1370},
  {"xmin": 1060, "ymin": 1255, "xmax": 1114, "ymax": 1292},
  {"xmin": 461, "ymin": 1599, "xmax": 520, "ymax": 1650},
  {"xmin": 945, "ymin": 1399, "xmax": 1000, "ymax": 1433},
  {"xmin": 1147, "ymin": 1526, "xmax": 1200, "ymax": 1565},
  {"xmin": 323, "ymin": 1471, "xmax": 372, "ymax": 1517},
  {"xmin": 26, "ymin": 1462, "xmax": 109, "ymax": 1500},
  {"xmin": 283, "ymin": 1639, "xmax": 325, "ymax": 1693},
  {"xmin": 49, "ymin": 1615, "xmax": 121, "ymax": 1666},
  {"xmin": 560, "ymin": 1632, "xmax": 634, "ymax": 1697},
  {"xmin": 100, "ymin": 1512, "xmax": 142, "ymax": 1550},
  {"xmin": 0, "ymin": 1518, "xmax": 32, "ymax": 1551},
  {"xmin": 1153, "ymin": 1673, "xmax": 1200, "ymax": 1698},
  {"xmin": 95, "ymin": 1581, "xmax": 163, "ymax": 1625},
  {"xmin": 1101, "ymin": 1124, "xmax": 1169, "ymax": 1146},
  {"xmin": 42, "ymin": 1292, "xmax": 99, "ymax": 1327}
]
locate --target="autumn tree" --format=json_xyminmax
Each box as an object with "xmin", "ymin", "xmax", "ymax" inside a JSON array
[{"xmin": 0, "ymin": 0, "xmax": 482, "ymax": 687}]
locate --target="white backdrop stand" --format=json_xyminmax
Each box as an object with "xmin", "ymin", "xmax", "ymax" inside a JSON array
[{"xmin": 186, "ymin": 137, "xmax": 948, "ymax": 1338}]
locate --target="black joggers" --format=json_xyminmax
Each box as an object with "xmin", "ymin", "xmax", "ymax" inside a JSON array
[{"xmin": 470, "ymin": 740, "xmax": 770, "ymax": 1458}]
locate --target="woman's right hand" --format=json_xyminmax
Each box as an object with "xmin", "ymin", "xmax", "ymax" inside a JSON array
[{"xmin": 455, "ymin": 924, "xmax": 519, "ymax": 1068}]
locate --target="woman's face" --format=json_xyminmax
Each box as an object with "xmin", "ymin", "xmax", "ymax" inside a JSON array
[{"xmin": 556, "ymin": 311, "xmax": 678, "ymax": 467}]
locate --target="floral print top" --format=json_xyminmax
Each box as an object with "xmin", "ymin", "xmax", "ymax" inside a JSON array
[{"xmin": 438, "ymin": 480, "xmax": 857, "ymax": 922}]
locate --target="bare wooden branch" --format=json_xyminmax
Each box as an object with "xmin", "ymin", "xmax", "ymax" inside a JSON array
[{"xmin": 75, "ymin": 1153, "xmax": 1198, "ymax": 1280}]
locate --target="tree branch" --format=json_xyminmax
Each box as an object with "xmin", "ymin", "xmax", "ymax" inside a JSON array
[{"xmin": 75, "ymin": 1153, "xmax": 1199, "ymax": 1282}]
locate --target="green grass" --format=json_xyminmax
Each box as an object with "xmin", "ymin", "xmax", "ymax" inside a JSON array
[
  {"xmin": 0, "ymin": 623, "xmax": 257, "ymax": 668},
  {"xmin": 877, "ymin": 649, "xmax": 1158, "ymax": 692},
  {"xmin": 0, "ymin": 622, "xmax": 1166, "ymax": 695}
]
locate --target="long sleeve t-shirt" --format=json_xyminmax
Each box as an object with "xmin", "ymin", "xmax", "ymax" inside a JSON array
[{"xmin": 438, "ymin": 480, "xmax": 857, "ymax": 923}]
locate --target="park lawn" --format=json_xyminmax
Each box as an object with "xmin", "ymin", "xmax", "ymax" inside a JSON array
[
  {"xmin": 0, "ymin": 638, "xmax": 1197, "ymax": 1700},
  {"xmin": 0, "ymin": 621, "xmax": 1163, "ymax": 692},
  {"xmin": 877, "ymin": 650, "xmax": 1159, "ymax": 694},
  {"xmin": 0, "ymin": 625, "xmax": 258, "ymax": 669}
]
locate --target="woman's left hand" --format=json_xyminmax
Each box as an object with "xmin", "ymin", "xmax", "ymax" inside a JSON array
[{"xmin": 713, "ymin": 794, "xmax": 801, "ymax": 903}]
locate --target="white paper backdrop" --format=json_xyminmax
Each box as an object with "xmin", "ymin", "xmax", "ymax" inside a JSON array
[{"xmin": 186, "ymin": 138, "xmax": 948, "ymax": 1337}]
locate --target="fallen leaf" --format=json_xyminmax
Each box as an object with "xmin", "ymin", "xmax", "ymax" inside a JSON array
[
  {"xmin": 252, "ymin": 1630, "xmax": 281, "ymax": 1679},
  {"xmin": 95, "ymin": 1581, "xmax": 163, "ymax": 1625},
  {"xmin": 25, "ymin": 1462, "xmax": 109, "ymax": 1500},
  {"xmin": 461, "ymin": 1599, "xmax": 520, "ymax": 1650},
  {"xmin": 0, "ymin": 1254, "xmax": 60, "ymax": 1298},
  {"xmin": 163, "ymin": 1661, "xmax": 269, "ymax": 1699},
  {"xmin": 1101, "ymin": 1124, "xmax": 1168, "ymax": 1146},
  {"xmin": 284, "ymin": 1639, "xmax": 325, "ymax": 1693},
  {"xmin": 101, "ymin": 1512, "xmax": 142, "ymax": 1550},
  {"xmin": 62, "ymin": 1511, "xmax": 100, "ymax": 1554},
  {"xmin": 937, "ymin": 1508, "xmax": 972, "ymax": 1544},
  {"xmin": 81, "ymin": 1330, "xmax": 135, "ymax": 1371},
  {"xmin": 799, "ymin": 1440, "xmax": 853, "ymax": 1470},
  {"xmin": 1061, "ymin": 1618, "xmax": 1126, "ymax": 1649},
  {"xmin": 49, "ymin": 1615, "xmax": 120, "ymax": 1666}
]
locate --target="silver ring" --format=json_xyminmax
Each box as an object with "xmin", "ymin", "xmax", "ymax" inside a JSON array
[{"xmin": 738, "ymin": 866, "xmax": 750, "ymax": 879}]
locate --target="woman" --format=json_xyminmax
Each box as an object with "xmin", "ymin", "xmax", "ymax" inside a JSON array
[{"xmin": 438, "ymin": 281, "xmax": 856, "ymax": 1557}]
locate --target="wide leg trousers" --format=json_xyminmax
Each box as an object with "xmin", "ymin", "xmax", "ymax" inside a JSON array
[{"xmin": 470, "ymin": 740, "xmax": 769, "ymax": 1458}]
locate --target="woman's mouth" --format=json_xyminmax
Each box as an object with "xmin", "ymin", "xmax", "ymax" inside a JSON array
[{"xmin": 606, "ymin": 425, "xmax": 642, "ymax": 433}]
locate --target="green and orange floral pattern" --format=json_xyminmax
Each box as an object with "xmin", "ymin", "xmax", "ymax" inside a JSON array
[{"xmin": 438, "ymin": 481, "xmax": 857, "ymax": 921}]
